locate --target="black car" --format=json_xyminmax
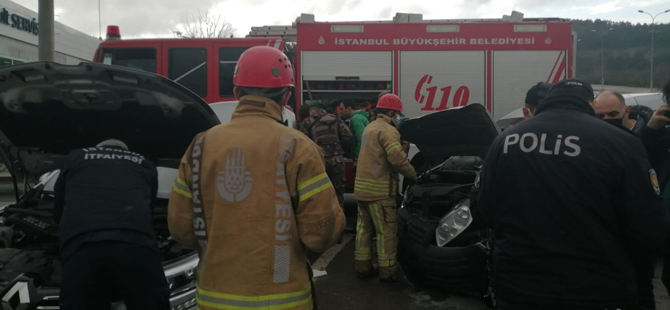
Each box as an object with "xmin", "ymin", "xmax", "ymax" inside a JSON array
[
  {"xmin": 396, "ymin": 104, "xmax": 499, "ymax": 303},
  {"xmin": 0, "ymin": 61, "xmax": 221, "ymax": 309}
]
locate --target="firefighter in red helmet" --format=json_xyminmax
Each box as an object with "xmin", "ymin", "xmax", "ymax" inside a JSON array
[
  {"xmin": 354, "ymin": 93, "xmax": 417, "ymax": 282},
  {"xmin": 168, "ymin": 46, "xmax": 345, "ymax": 310}
]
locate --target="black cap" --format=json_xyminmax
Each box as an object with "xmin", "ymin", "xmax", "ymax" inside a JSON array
[
  {"xmin": 545, "ymin": 78, "xmax": 594, "ymax": 102},
  {"xmin": 524, "ymin": 82, "xmax": 553, "ymax": 107},
  {"xmin": 308, "ymin": 100, "xmax": 327, "ymax": 109}
]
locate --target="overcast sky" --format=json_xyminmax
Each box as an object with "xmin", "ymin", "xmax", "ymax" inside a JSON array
[{"xmin": 16, "ymin": 0, "xmax": 670, "ymax": 38}]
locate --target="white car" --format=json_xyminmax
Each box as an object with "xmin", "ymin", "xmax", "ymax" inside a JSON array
[
  {"xmin": 0, "ymin": 61, "xmax": 222, "ymax": 310},
  {"xmin": 496, "ymin": 92, "xmax": 665, "ymax": 131}
]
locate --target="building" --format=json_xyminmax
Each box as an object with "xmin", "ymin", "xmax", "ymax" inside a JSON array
[{"xmin": 0, "ymin": 0, "xmax": 101, "ymax": 67}]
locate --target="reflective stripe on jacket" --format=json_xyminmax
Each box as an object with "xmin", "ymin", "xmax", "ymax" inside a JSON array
[
  {"xmin": 355, "ymin": 114, "xmax": 416, "ymax": 201},
  {"xmin": 168, "ymin": 95, "xmax": 345, "ymax": 310}
]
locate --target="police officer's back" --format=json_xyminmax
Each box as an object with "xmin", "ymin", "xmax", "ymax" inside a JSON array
[
  {"xmin": 54, "ymin": 139, "xmax": 168, "ymax": 310},
  {"xmin": 478, "ymin": 79, "xmax": 670, "ymax": 309}
]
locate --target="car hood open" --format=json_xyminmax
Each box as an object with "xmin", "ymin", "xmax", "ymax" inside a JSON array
[
  {"xmin": 399, "ymin": 103, "xmax": 499, "ymax": 166},
  {"xmin": 0, "ymin": 62, "xmax": 220, "ymax": 176}
]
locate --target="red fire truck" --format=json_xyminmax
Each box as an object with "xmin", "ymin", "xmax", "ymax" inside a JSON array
[
  {"xmin": 92, "ymin": 26, "xmax": 286, "ymax": 104},
  {"xmin": 297, "ymin": 13, "xmax": 576, "ymax": 120},
  {"xmin": 252, "ymin": 12, "xmax": 576, "ymax": 121}
]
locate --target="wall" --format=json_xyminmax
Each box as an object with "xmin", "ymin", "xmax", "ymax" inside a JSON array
[{"xmin": 0, "ymin": 0, "xmax": 101, "ymax": 64}]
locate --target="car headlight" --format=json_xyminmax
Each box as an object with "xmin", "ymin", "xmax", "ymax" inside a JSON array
[{"xmin": 435, "ymin": 199, "xmax": 472, "ymax": 247}]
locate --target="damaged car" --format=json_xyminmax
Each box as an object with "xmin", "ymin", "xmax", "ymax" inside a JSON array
[
  {"xmin": 0, "ymin": 61, "xmax": 221, "ymax": 309},
  {"xmin": 396, "ymin": 103, "xmax": 499, "ymax": 303}
]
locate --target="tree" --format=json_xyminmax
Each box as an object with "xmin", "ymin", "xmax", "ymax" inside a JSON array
[{"xmin": 173, "ymin": 8, "xmax": 236, "ymax": 38}]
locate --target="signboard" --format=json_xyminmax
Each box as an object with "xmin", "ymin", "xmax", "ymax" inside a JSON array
[
  {"xmin": 298, "ymin": 22, "xmax": 572, "ymax": 51},
  {"xmin": 0, "ymin": 6, "xmax": 38, "ymax": 36}
]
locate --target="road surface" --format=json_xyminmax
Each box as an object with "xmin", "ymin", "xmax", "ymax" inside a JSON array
[{"xmin": 308, "ymin": 197, "xmax": 670, "ymax": 309}]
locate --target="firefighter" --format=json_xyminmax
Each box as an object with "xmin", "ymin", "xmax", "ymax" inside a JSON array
[
  {"xmin": 354, "ymin": 93, "xmax": 417, "ymax": 282},
  {"xmin": 55, "ymin": 139, "xmax": 169, "ymax": 310},
  {"xmin": 299, "ymin": 101, "xmax": 353, "ymax": 209},
  {"xmin": 168, "ymin": 46, "xmax": 345, "ymax": 310}
]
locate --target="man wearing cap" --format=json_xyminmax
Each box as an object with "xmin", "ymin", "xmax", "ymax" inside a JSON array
[
  {"xmin": 478, "ymin": 78, "xmax": 670, "ymax": 309},
  {"xmin": 523, "ymin": 82, "xmax": 553, "ymax": 119},
  {"xmin": 300, "ymin": 100, "xmax": 353, "ymax": 210}
]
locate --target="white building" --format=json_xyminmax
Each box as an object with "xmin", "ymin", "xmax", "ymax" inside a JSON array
[{"xmin": 0, "ymin": 0, "xmax": 101, "ymax": 67}]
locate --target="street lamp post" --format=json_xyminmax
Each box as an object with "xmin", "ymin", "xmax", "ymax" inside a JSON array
[
  {"xmin": 591, "ymin": 28, "xmax": 613, "ymax": 91},
  {"xmin": 638, "ymin": 9, "xmax": 670, "ymax": 91}
]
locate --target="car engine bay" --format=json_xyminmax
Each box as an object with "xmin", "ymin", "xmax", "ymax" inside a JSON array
[{"xmin": 0, "ymin": 166, "xmax": 190, "ymax": 293}]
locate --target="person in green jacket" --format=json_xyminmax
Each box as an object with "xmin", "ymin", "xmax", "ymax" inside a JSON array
[{"xmin": 341, "ymin": 99, "xmax": 370, "ymax": 167}]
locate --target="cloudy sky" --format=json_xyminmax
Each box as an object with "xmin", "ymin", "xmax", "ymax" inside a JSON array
[{"xmin": 16, "ymin": 0, "xmax": 670, "ymax": 38}]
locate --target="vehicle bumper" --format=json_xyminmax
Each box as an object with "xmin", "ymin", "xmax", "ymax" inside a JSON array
[{"xmin": 397, "ymin": 208, "xmax": 488, "ymax": 294}]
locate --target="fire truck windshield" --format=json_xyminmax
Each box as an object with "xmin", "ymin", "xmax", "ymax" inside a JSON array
[{"xmin": 101, "ymin": 48, "xmax": 157, "ymax": 74}]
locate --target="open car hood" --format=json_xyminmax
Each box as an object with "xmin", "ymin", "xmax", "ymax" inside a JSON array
[
  {"xmin": 399, "ymin": 103, "xmax": 499, "ymax": 166},
  {"xmin": 0, "ymin": 62, "xmax": 220, "ymax": 179}
]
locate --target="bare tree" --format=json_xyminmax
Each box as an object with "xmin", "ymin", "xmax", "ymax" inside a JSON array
[{"xmin": 174, "ymin": 8, "xmax": 236, "ymax": 38}]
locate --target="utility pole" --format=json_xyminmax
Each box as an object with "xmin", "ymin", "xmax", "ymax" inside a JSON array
[
  {"xmin": 38, "ymin": 0, "xmax": 55, "ymax": 61},
  {"xmin": 591, "ymin": 28, "xmax": 613, "ymax": 91},
  {"xmin": 639, "ymin": 9, "xmax": 670, "ymax": 91},
  {"xmin": 98, "ymin": 0, "xmax": 102, "ymax": 40}
]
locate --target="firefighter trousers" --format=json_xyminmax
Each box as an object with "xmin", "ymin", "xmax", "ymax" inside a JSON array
[{"xmin": 355, "ymin": 198, "xmax": 398, "ymax": 280}]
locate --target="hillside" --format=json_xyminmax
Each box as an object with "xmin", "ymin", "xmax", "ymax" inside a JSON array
[{"xmin": 572, "ymin": 19, "xmax": 670, "ymax": 89}]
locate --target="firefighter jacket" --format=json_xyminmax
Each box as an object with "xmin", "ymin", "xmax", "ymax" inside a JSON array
[
  {"xmin": 299, "ymin": 110, "xmax": 352, "ymax": 158},
  {"xmin": 168, "ymin": 95, "xmax": 346, "ymax": 310},
  {"xmin": 355, "ymin": 114, "xmax": 417, "ymax": 202}
]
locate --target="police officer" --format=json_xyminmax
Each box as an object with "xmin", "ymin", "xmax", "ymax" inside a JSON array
[
  {"xmin": 477, "ymin": 79, "xmax": 670, "ymax": 310},
  {"xmin": 522, "ymin": 82, "xmax": 553, "ymax": 119},
  {"xmin": 300, "ymin": 101, "xmax": 353, "ymax": 209},
  {"xmin": 54, "ymin": 139, "xmax": 169, "ymax": 310},
  {"xmin": 637, "ymin": 79, "xmax": 670, "ymax": 299},
  {"xmin": 168, "ymin": 46, "xmax": 345, "ymax": 310}
]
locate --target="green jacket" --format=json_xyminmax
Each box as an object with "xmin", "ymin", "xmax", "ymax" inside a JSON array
[{"xmin": 349, "ymin": 110, "xmax": 370, "ymax": 160}]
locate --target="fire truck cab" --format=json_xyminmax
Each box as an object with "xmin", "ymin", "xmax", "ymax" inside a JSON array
[{"xmin": 93, "ymin": 26, "xmax": 286, "ymax": 104}]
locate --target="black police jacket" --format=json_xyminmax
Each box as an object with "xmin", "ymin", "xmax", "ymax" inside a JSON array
[
  {"xmin": 54, "ymin": 146, "xmax": 158, "ymax": 245},
  {"xmin": 637, "ymin": 124, "xmax": 670, "ymax": 197},
  {"xmin": 478, "ymin": 96, "xmax": 670, "ymax": 308}
]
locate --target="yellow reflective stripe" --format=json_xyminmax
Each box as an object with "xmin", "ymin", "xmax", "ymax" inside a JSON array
[
  {"xmin": 172, "ymin": 177, "xmax": 193, "ymax": 198},
  {"xmin": 172, "ymin": 184, "xmax": 193, "ymax": 199},
  {"xmin": 354, "ymin": 186, "xmax": 388, "ymax": 195},
  {"xmin": 356, "ymin": 177, "xmax": 390, "ymax": 185},
  {"xmin": 196, "ymin": 287, "xmax": 312, "ymax": 310},
  {"xmin": 298, "ymin": 173, "xmax": 328, "ymax": 191},
  {"xmin": 176, "ymin": 177, "xmax": 189, "ymax": 188},
  {"xmin": 298, "ymin": 173, "xmax": 333, "ymax": 202},
  {"xmin": 369, "ymin": 204, "xmax": 386, "ymax": 255},
  {"xmin": 355, "ymin": 247, "xmax": 372, "ymax": 260},
  {"xmin": 385, "ymin": 142, "xmax": 401, "ymax": 153},
  {"xmin": 355, "ymin": 181, "xmax": 388, "ymax": 190}
]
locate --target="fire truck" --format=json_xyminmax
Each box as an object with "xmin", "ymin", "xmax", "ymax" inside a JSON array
[
  {"xmin": 92, "ymin": 26, "xmax": 286, "ymax": 104},
  {"xmin": 249, "ymin": 11, "xmax": 577, "ymax": 121}
]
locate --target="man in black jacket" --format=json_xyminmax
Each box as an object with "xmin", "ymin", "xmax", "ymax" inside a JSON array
[
  {"xmin": 478, "ymin": 79, "xmax": 670, "ymax": 309},
  {"xmin": 54, "ymin": 139, "xmax": 169, "ymax": 310},
  {"xmin": 636, "ymin": 79, "xmax": 670, "ymax": 298}
]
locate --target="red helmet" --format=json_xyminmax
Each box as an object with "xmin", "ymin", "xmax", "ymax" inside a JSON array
[
  {"xmin": 233, "ymin": 46, "xmax": 295, "ymax": 88},
  {"xmin": 376, "ymin": 94, "xmax": 403, "ymax": 112}
]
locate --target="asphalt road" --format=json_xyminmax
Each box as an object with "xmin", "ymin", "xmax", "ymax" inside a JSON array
[{"xmin": 309, "ymin": 197, "xmax": 670, "ymax": 309}]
